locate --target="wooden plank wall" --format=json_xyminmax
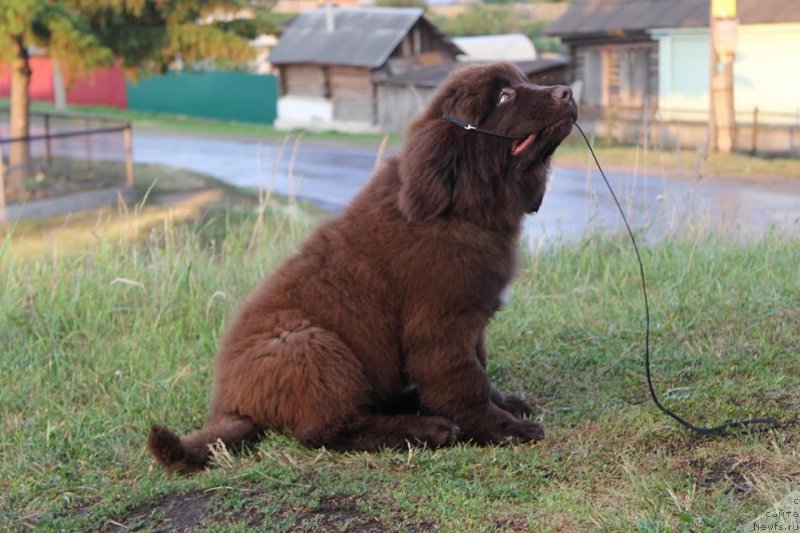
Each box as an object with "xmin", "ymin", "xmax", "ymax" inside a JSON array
[
  {"xmin": 282, "ymin": 65, "xmax": 327, "ymax": 97},
  {"xmin": 329, "ymin": 66, "xmax": 374, "ymax": 123},
  {"xmin": 377, "ymin": 84, "xmax": 435, "ymax": 134}
]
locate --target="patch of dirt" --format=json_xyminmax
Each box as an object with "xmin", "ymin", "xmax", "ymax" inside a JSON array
[
  {"xmin": 492, "ymin": 515, "xmax": 533, "ymax": 532},
  {"xmin": 106, "ymin": 490, "xmax": 213, "ymax": 532},
  {"xmin": 8, "ymin": 172, "xmax": 122, "ymax": 204},
  {"xmin": 280, "ymin": 495, "xmax": 387, "ymax": 532},
  {"xmin": 100, "ymin": 488, "xmax": 419, "ymax": 532},
  {"xmin": 686, "ymin": 456, "xmax": 763, "ymax": 495}
]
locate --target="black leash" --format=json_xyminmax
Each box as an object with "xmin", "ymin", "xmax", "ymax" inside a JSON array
[
  {"xmin": 442, "ymin": 116, "xmax": 528, "ymax": 140},
  {"xmin": 441, "ymin": 114, "xmax": 784, "ymax": 437},
  {"xmin": 572, "ymin": 122, "xmax": 782, "ymax": 437}
]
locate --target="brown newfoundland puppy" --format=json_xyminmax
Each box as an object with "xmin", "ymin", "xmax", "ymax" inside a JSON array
[{"xmin": 148, "ymin": 62, "xmax": 577, "ymax": 473}]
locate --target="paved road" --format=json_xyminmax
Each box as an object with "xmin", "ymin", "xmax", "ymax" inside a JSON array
[{"xmin": 130, "ymin": 131, "xmax": 800, "ymax": 242}]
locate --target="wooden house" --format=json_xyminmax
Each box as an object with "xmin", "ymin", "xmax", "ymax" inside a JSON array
[
  {"xmin": 544, "ymin": 0, "xmax": 709, "ymax": 114},
  {"xmin": 546, "ymin": 0, "xmax": 800, "ymax": 118},
  {"xmin": 545, "ymin": 0, "xmax": 800, "ymax": 155},
  {"xmin": 270, "ymin": 7, "xmax": 461, "ymax": 133}
]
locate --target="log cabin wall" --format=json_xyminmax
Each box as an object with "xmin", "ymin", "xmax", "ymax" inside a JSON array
[
  {"xmin": 280, "ymin": 64, "xmax": 328, "ymax": 97},
  {"xmin": 329, "ymin": 66, "xmax": 374, "ymax": 123}
]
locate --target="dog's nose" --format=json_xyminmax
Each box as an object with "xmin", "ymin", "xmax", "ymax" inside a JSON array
[{"xmin": 552, "ymin": 85, "xmax": 573, "ymax": 102}]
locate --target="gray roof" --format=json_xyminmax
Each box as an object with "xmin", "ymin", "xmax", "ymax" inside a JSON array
[
  {"xmin": 546, "ymin": 0, "xmax": 800, "ymax": 39},
  {"xmin": 270, "ymin": 7, "xmax": 439, "ymax": 68}
]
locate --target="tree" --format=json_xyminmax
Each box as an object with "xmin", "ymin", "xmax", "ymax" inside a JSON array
[
  {"xmin": 434, "ymin": 5, "xmax": 565, "ymax": 54},
  {"xmin": 0, "ymin": 1, "xmax": 254, "ymax": 198},
  {"xmin": 1, "ymin": 0, "xmax": 111, "ymax": 195}
]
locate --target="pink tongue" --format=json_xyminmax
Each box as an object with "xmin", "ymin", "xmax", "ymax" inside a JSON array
[{"xmin": 512, "ymin": 133, "xmax": 537, "ymax": 156}]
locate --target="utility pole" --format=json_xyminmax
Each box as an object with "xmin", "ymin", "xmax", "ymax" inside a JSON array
[{"xmin": 708, "ymin": 0, "xmax": 738, "ymax": 153}]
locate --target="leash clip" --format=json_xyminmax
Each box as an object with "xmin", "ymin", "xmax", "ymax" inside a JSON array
[{"xmin": 463, "ymin": 123, "xmax": 476, "ymax": 131}]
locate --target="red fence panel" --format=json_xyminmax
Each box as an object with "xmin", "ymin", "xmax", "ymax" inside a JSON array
[{"xmin": 0, "ymin": 58, "xmax": 127, "ymax": 109}]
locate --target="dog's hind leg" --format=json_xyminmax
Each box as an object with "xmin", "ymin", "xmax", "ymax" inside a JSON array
[
  {"xmin": 325, "ymin": 413, "xmax": 460, "ymax": 451},
  {"xmin": 147, "ymin": 414, "xmax": 261, "ymax": 474}
]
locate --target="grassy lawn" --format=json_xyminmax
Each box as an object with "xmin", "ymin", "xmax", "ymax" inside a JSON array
[
  {"xmin": 2, "ymin": 189, "xmax": 798, "ymax": 531},
  {"xmin": 555, "ymin": 136, "xmax": 800, "ymax": 180}
]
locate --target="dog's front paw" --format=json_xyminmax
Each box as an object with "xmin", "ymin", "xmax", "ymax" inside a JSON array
[
  {"xmin": 503, "ymin": 418, "xmax": 544, "ymax": 443},
  {"xmin": 413, "ymin": 416, "xmax": 461, "ymax": 448},
  {"xmin": 492, "ymin": 390, "xmax": 533, "ymax": 419},
  {"xmin": 463, "ymin": 407, "xmax": 544, "ymax": 445}
]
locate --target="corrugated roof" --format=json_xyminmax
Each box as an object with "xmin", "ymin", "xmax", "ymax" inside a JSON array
[
  {"xmin": 546, "ymin": 0, "xmax": 800, "ymax": 39},
  {"xmin": 270, "ymin": 7, "xmax": 432, "ymax": 68},
  {"xmin": 545, "ymin": 0, "xmax": 706, "ymax": 38}
]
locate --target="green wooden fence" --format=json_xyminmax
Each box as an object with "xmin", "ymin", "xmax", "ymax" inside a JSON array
[{"xmin": 127, "ymin": 71, "xmax": 277, "ymax": 125}]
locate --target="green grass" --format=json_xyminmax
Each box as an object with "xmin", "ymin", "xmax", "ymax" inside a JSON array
[
  {"xmin": 1, "ymin": 201, "xmax": 799, "ymax": 531},
  {"xmin": 555, "ymin": 136, "xmax": 800, "ymax": 180}
]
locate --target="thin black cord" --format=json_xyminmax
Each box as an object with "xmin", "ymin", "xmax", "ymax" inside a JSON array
[
  {"xmin": 441, "ymin": 116, "xmax": 529, "ymax": 139},
  {"xmin": 573, "ymin": 122, "xmax": 782, "ymax": 437}
]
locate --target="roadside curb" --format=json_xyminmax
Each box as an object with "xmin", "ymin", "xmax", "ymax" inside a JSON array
[{"xmin": 1, "ymin": 187, "xmax": 136, "ymax": 223}]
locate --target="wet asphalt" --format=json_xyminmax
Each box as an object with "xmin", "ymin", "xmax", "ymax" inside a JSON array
[{"xmin": 130, "ymin": 131, "xmax": 800, "ymax": 244}]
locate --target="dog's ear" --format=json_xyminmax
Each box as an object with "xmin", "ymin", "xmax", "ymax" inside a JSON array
[{"xmin": 398, "ymin": 119, "xmax": 460, "ymax": 224}]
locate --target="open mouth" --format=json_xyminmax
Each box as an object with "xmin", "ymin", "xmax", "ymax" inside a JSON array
[{"xmin": 511, "ymin": 117, "xmax": 574, "ymax": 157}]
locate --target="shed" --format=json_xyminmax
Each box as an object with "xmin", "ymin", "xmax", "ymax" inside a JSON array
[{"xmin": 270, "ymin": 7, "xmax": 461, "ymax": 133}]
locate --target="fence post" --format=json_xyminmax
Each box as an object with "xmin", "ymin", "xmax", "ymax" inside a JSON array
[
  {"xmin": 604, "ymin": 105, "xmax": 615, "ymax": 146},
  {"xmin": 751, "ymin": 107, "xmax": 759, "ymax": 155},
  {"xmin": 44, "ymin": 113, "xmax": 52, "ymax": 166},
  {"xmin": 0, "ymin": 142, "xmax": 6, "ymax": 223},
  {"xmin": 124, "ymin": 122, "xmax": 135, "ymax": 189},
  {"xmin": 85, "ymin": 118, "xmax": 92, "ymax": 170}
]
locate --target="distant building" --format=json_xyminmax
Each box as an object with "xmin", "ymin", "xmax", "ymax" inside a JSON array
[
  {"xmin": 269, "ymin": 7, "xmax": 461, "ymax": 133},
  {"xmin": 249, "ymin": 34, "xmax": 279, "ymax": 74},
  {"xmin": 273, "ymin": 0, "xmax": 362, "ymax": 15},
  {"xmin": 453, "ymin": 34, "xmax": 537, "ymax": 63},
  {"xmin": 546, "ymin": 0, "xmax": 800, "ymax": 153},
  {"xmin": 547, "ymin": 0, "xmax": 800, "ymax": 118}
]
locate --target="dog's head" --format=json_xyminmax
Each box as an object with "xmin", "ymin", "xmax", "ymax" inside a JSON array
[{"xmin": 398, "ymin": 62, "xmax": 577, "ymax": 227}]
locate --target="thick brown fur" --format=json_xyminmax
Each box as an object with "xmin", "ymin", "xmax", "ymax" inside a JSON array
[{"xmin": 147, "ymin": 62, "xmax": 577, "ymax": 473}]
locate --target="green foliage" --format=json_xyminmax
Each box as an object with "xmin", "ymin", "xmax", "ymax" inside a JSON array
[
  {"xmin": 435, "ymin": 4, "xmax": 566, "ymax": 54},
  {"xmin": 0, "ymin": 1, "xmax": 256, "ymax": 81},
  {"xmin": 215, "ymin": 12, "xmax": 294, "ymax": 39},
  {"xmin": 374, "ymin": 0, "xmax": 428, "ymax": 9},
  {"xmin": 435, "ymin": 5, "xmax": 517, "ymax": 37},
  {"xmin": 0, "ymin": 0, "xmax": 110, "ymax": 74}
]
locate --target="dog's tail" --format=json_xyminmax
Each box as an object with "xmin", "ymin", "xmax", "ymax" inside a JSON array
[{"xmin": 147, "ymin": 414, "xmax": 261, "ymax": 474}]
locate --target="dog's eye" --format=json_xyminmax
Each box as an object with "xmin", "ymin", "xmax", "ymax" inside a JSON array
[{"xmin": 498, "ymin": 89, "xmax": 514, "ymax": 105}]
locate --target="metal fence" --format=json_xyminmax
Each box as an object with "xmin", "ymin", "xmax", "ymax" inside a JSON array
[
  {"xmin": 0, "ymin": 108, "xmax": 134, "ymax": 215},
  {"xmin": 577, "ymin": 104, "xmax": 800, "ymax": 156}
]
